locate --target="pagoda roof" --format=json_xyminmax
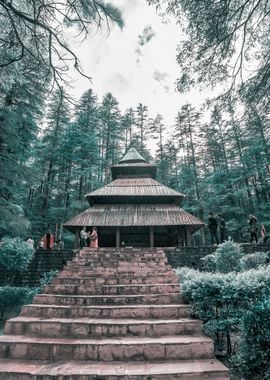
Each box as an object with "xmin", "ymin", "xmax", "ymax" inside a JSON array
[
  {"xmin": 119, "ymin": 147, "xmax": 146, "ymax": 164},
  {"xmin": 111, "ymin": 147, "xmax": 157, "ymax": 179},
  {"xmin": 64, "ymin": 204, "xmax": 204, "ymax": 233},
  {"xmin": 85, "ymin": 177, "xmax": 184, "ymax": 204}
]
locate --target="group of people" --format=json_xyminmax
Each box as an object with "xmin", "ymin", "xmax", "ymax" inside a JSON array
[
  {"xmin": 208, "ymin": 213, "xmax": 227, "ymax": 245},
  {"xmin": 208, "ymin": 212, "xmax": 268, "ymax": 245},
  {"xmin": 80, "ymin": 227, "xmax": 98, "ymax": 248},
  {"xmin": 33, "ymin": 232, "xmax": 64, "ymax": 250}
]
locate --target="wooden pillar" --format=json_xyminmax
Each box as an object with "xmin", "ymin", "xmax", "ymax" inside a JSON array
[
  {"xmin": 186, "ymin": 227, "xmax": 192, "ymax": 247},
  {"xmin": 74, "ymin": 228, "xmax": 80, "ymax": 249},
  {"xmin": 201, "ymin": 226, "xmax": 206, "ymax": 245},
  {"xmin": 116, "ymin": 227, "xmax": 120, "ymax": 248},
  {"xmin": 150, "ymin": 226, "xmax": 154, "ymax": 248},
  {"xmin": 176, "ymin": 227, "xmax": 182, "ymax": 247}
]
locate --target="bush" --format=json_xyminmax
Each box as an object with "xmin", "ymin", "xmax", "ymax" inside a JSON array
[
  {"xmin": 240, "ymin": 252, "xmax": 269, "ymax": 270},
  {"xmin": 201, "ymin": 239, "xmax": 245, "ymax": 273},
  {"xmin": 233, "ymin": 300, "xmax": 270, "ymax": 379},
  {"xmin": 39, "ymin": 270, "xmax": 59, "ymax": 288},
  {"xmin": 200, "ymin": 253, "xmax": 217, "ymax": 272},
  {"xmin": 0, "ymin": 236, "xmax": 34, "ymax": 273},
  {"xmin": 0, "ymin": 286, "xmax": 38, "ymax": 320},
  {"xmin": 176, "ymin": 265, "xmax": 270, "ymax": 356}
]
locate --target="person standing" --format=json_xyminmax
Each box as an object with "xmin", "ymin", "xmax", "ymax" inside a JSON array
[
  {"xmin": 57, "ymin": 239, "xmax": 64, "ymax": 250},
  {"xmin": 249, "ymin": 214, "xmax": 258, "ymax": 244},
  {"xmin": 89, "ymin": 227, "xmax": 98, "ymax": 248},
  {"xmin": 80, "ymin": 227, "xmax": 88, "ymax": 248},
  {"xmin": 43, "ymin": 231, "xmax": 54, "ymax": 250},
  {"xmin": 208, "ymin": 213, "xmax": 219, "ymax": 245},
  {"xmin": 26, "ymin": 236, "xmax": 35, "ymax": 249},
  {"xmin": 218, "ymin": 214, "xmax": 226, "ymax": 243}
]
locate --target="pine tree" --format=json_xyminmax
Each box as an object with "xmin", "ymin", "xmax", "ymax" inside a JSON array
[{"xmin": 99, "ymin": 93, "xmax": 123, "ymax": 182}]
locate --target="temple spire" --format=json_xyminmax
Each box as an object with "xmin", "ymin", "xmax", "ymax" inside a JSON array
[{"xmin": 119, "ymin": 147, "xmax": 146, "ymax": 164}]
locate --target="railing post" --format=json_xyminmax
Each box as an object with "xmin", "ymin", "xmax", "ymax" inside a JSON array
[
  {"xmin": 150, "ymin": 226, "xmax": 154, "ymax": 248},
  {"xmin": 116, "ymin": 227, "xmax": 120, "ymax": 248}
]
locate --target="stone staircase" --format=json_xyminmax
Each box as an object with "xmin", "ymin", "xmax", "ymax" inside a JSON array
[{"xmin": 0, "ymin": 248, "xmax": 230, "ymax": 379}]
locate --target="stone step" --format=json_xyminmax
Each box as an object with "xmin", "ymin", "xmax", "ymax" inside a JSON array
[
  {"xmin": 20, "ymin": 304, "xmax": 192, "ymax": 319},
  {"xmin": 33, "ymin": 293, "xmax": 183, "ymax": 306},
  {"xmin": 0, "ymin": 335, "xmax": 214, "ymax": 361},
  {"xmin": 79, "ymin": 249, "xmax": 166, "ymax": 257},
  {"xmin": 72, "ymin": 255, "xmax": 168, "ymax": 263},
  {"xmin": 61, "ymin": 268, "xmax": 172, "ymax": 278},
  {"xmin": 66, "ymin": 256, "xmax": 170, "ymax": 265},
  {"xmin": 43, "ymin": 283, "xmax": 180, "ymax": 296},
  {"xmin": 58, "ymin": 270, "xmax": 176, "ymax": 279},
  {"xmin": 53, "ymin": 274, "xmax": 179, "ymax": 285},
  {"xmin": 64, "ymin": 263, "xmax": 172, "ymax": 272},
  {"xmin": 0, "ymin": 358, "xmax": 230, "ymax": 379},
  {"xmin": 5, "ymin": 317, "xmax": 202, "ymax": 338}
]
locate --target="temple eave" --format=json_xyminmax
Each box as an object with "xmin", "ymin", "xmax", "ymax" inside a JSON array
[{"xmin": 64, "ymin": 204, "xmax": 204, "ymax": 232}]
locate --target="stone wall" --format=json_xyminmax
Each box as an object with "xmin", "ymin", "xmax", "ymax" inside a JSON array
[
  {"xmin": 165, "ymin": 243, "xmax": 270, "ymax": 269},
  {"xmin": 1, "ymin": 244, "xmax": 269, "ymax": 287},
  {"xmin": 0, "ymin": 250, "xmax": 76, "ymax": 287}
]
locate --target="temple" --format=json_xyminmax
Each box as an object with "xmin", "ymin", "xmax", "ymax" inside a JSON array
[{"xmin": 64, "ymin": 147, "xmax": 204, "ymax": 247}]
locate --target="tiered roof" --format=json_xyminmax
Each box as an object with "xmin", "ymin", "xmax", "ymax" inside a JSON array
[{"xmin": 64, "ymin": 147, "xmax": 204, "ymax": 232}]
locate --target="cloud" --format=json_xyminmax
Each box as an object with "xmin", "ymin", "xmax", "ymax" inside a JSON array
[
  {"xmin": 153, "ymin": 70, "xmax": 171, "ymax": 93},
  {"xmin": 138, "ymin": 25, "xmax": 156, "ymax": 46},
  {"xmin": 135, "ymin": 25, "xmax": 155, "ymax": 63},
  {"xmin": 107, "ymin": 72, "xmax": 130, "ymax": 91},
  {"xmin": 153, "ymin": 70, "xmax": 169, "ymax": 82}
]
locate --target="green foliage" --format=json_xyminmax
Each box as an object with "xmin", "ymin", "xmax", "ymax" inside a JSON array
[
  {"xmin": 200, "ymin": 253, "xmax": 216, "ymax": 272},
  {"xmin": 0, "ymin": 202, "xmax": 31, "ymax": 238},
  {"xmin": 39, "ymin": 270, "xmax": 59, "ymax": 288},
  {"xmin": 0, "ymin": 237, "xmax": 34, "ymax": 273},
  {"xmin": 234, "ymin": 300, "xmax": 270, "ymax": 379},
  {"xmin": 148, "ymin": 0, "xmax": 269, "ymax": 107},
  {"xmin": 176, "ymin": 265, "xmax": 270, "ymax": 376},
  {"xmin": 240, "ymin": 252, "xmax": 269, "ymax": 271},
  {"xmin": 201, "ymin": 240, "xmax": 245, "ymax": 273},
  {"xmin": 0, "ymin": 286, "xmax": 37, "ymax": 319},
  {"xmin": 0, "ymin": 1, "xmax": 123, "ymax": 90}
]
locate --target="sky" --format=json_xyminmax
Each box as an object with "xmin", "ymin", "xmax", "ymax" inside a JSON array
[{"xmin": 69, "ymin": 0, "xmax": 212, "ymax": 126}]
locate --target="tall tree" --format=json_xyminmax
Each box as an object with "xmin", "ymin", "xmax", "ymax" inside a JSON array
[
  {"xmin": 34, "ymin": 88, "xmax": 71, "ymax": 227},
  {"xmin": 135, "ymin": 103, "xmax": 149, "ymax": 156},
  {"xmin": 149, "ymin": 114, "xmax": 167, "ymax": 182},
  {"xmin": 174, "ymin": 104, "xmax": 201, "ymax": 201},
  {"xmin": 121, "ymin": 108, "xmax": 136, "ymax": 150},
  {"xmin": 0, "ymin": 59, "xmax": 46, "ymax": 238},
  {"xmin": 71, "ymin": 89, "xmax": 100, "ymax": 199},
  {"xmin": 99, "ymin": 93, "xmax": 122, "ymax": 182}
]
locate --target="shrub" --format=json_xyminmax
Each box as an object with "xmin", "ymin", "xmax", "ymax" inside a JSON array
[
  {"xmin": 240, "ymin": 252, "xmax": 269, "ymax": 271},
  {"xmin": 0, "ymin": 286, "xmax": 38, "ymax": 320},
  {"xmin": 233, "ymin": 300, "xmax": 270, "ymax": 379},
  {"xmin": 200, "ymin": 253, "xmax": 217, "ymax": 272},
  {"xmin": 201, "ymin": 239, "xmax": 245, "ymax": 273},
  {"xmin": 39, "ymin": 270, "xmax": 59, "ymax": 288},
  {"xmin": 0, "ymin": 236, "xmax": 34, "ymax": 273},
  {"xmin": 176, "ymin": 265, "xmax": 270, "ymax": 356}
]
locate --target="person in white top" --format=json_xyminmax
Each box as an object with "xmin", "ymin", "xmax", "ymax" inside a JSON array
[
  {"xmin": 80, "ymin": 227, "xmax": 88, "ymax": 248},
  {"xmin": 26, "ymin": 237, "xmax": 35, "ymax": 249}
]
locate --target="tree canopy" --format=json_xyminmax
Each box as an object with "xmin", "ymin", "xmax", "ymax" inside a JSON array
[
  {"xmin": 148, "ymin": 0, "xmax": 269, "ymax": 108},
  {"xmin": 0, "ymin": 0, "xmax": 123, "ymax": 90}
]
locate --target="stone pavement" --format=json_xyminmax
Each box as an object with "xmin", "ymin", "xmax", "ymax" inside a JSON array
[{"xmin": 0, "ymin": 248, "xmax": 230, "ymax": 379}]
